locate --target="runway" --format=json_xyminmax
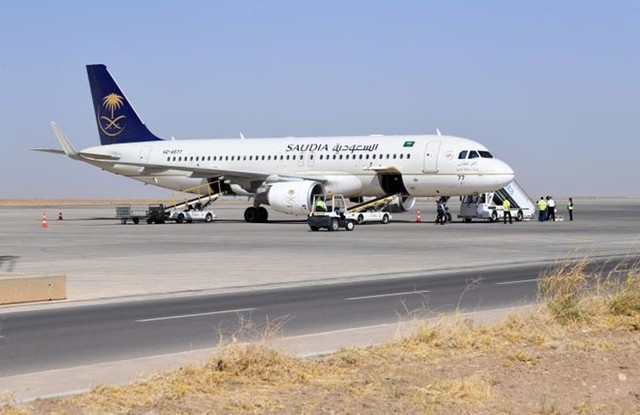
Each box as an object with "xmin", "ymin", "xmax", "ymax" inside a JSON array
[
  {"xmin": 0, "ymin": 197, "xmax": 639, "ymax": 398},
  {"xmin": 1, "ymin": 256, "xmax": 633, "ymax": 378}
]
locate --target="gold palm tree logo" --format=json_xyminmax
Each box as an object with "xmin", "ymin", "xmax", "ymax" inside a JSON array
[
  {"xmin": 102, "ymin": 93, "xmax": 124, "ymax": 118},
  {"xmin": 99, "ymin": 93, "xmax": 127, "ymax": 136}
]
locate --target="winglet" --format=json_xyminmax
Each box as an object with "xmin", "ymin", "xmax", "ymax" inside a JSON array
[{"xmin": 50, "ymin": 121, "xmax": 79, "ymax": 158}]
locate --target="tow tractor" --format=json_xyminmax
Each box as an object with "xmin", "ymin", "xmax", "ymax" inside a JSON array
[{"xmin": 308, "ymin": 194, "xmax": 357, "ymax": 231}]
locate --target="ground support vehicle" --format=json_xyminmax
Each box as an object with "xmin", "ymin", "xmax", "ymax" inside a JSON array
[
  {"xmin": 169, "ymin": 207, "xmax": 216, "ymax": 223},
  {"xmin": 346, "ymin": 194, "xmax": 396, "ymax": 224},
  {"xmin": 458, "ymin": 180, "xmax": 535, "ymax": 223},
  {"xmin": 308, "ymin": 195, "xmax": 356, "ymax": 231},
  {"xmin": 116, "ymin": 205, "xmax": 151, "ymax": 224},
  {"xmin": 146, "ymin": 204, "xmax": 168, "ymax": 224}
]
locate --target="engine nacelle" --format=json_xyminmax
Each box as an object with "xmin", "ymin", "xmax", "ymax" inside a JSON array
[
  {"xmin": 399, "ymin": 196, "xmax": 416, "ymax": 211},
  {"xmin": 267, "ymin": 181, "xmax": 325, "ymax": 216},
  {"xmin": 388, "ymin": 196, "xmax": 417, "ymax": 212}
]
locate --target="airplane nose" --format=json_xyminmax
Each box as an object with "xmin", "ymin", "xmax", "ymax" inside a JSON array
[{"xmin": 494, "ymin": 159, "xmax": 515, "ymax": 185}]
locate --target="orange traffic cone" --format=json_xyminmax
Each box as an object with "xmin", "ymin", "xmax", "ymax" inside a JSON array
[
  {"xmin": 416, "ymin": 209, "xmax": 421, "ymax": 223},
  {"xmin": 42, "ymin": 211, "xmax": 48, "ymax": 229},
  {"xmin": 58, "ymin": 209, "xmax": 63, "ymax": 220}
]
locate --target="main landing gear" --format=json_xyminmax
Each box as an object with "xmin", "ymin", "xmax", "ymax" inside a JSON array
[{"xmin": 244, "ymin": 206, "xmax": 269, "ymax": 223}]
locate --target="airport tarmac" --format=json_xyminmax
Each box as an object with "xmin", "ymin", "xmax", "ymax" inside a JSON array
[{"xmin": 1, "ymin": 197, "xmax": 639, "ymax": 306}]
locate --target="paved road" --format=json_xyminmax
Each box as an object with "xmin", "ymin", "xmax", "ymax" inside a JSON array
[{"xmin": 0, "ymin": 255, "xmax": 632, "ymax": 377}]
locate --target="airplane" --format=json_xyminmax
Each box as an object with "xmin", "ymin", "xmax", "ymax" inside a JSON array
[{"xmin": 35, "ymin": 64, "xmax": 515, "ymax": 222}]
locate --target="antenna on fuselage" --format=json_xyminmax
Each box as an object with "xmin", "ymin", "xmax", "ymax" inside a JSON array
[
  {"xmin": 239, "ymin": 133, "xmax": 245, "ymax": 139},
  {"xmin": 436, "ymin": 129, "xmax": 442, "ymax": 136},
  {"xmin": 170, "ymin": 136, "xmax": 176, "ymax": 141}
]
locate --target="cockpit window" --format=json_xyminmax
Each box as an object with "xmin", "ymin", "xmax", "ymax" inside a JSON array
[
  {"xmin": 468, "ymin": 151, "xmax": 479, "ymax": 159},
  {"xmin": 479, "ymin": 151, "xmax": 493, "ymax": 158},
  {"xmin": 458, "ymin": 151, "xmax": 468, "ymax": 159}
]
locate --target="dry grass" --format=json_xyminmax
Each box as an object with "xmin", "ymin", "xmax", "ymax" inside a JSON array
[{"xmin": 2, "ymin": 260, "xmax": 640, "ymax": 414}]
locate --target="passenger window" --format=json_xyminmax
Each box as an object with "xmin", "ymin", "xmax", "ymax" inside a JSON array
[
  {"xmin": 469, "ymin": 151, "xmax": 479, "ymax": 159},
  {"xmin": 399, "ymin": 154, "xmax": 403, "ymax": 159},
  {"xmin": 366, "ymin": 154, "xmax": 369, "ymax": 159},
  {"xmin": 172, "ymin": 157, "xmax": 176, "ymax": 161},
  {"xmin": 333, "ymin": 154, "xmax": 337, "ymax": 160},
  {"xmin": 407, "ymin": 154, "xmax": 411, "ymax": 159},
  {"xmin": 249, "ymin": 156, "xmax": 252, "ymax": 161},
  {"xmin": 359, "ymin": 154, "xmax": 363, "ymax": 159},
  {"xmin": 372, "ymin": 154, "xmax": 376, "ymax": 159},
  {"xmin": 386, "ymin": 154, "xmax": 390, "ymax": 159},
  {"xmin": 280, "ymin": 155, "xmax": 284, "ymax": 160},
  {"xmin": 393, "ymin": 154, "xmax": 396, "ymax": 159},
  {"xmin": 458, "ymin": 151, "xmax": 468, "ymax": 159},
  {"xmin": 339, "ymin": 154, "xmax": 343, "ymax": 160},
  {"xmin": 167, "ymin": 156, "xmax": 170, "ymax": 162}
]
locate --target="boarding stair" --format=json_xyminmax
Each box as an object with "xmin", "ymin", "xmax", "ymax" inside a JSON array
[{"xmin": 164, "ymin": 180, "xmax": 225, "ymax": 212}]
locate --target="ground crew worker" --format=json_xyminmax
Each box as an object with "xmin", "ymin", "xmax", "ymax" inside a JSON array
[
  {"xmin": 567, "ymin": 197, "xmax": 574, "ymax": 221},
  {"xmin": 547, "ymin": 196, "xmax": 556, "ymax": 221},
  {"xmin": 436, "ymin": 200, "xmax": 446, "ymax": 225},
  {"xmin": 315, "ymin": 196, "xmax": 327, "ymax": 212},
  {"xmin": 502, "ymin": 199, "xmax": 512, "ymax": 224},
  {"xmin": 537, "ymin": 197, "xmax": 548, "ymax": 221}
]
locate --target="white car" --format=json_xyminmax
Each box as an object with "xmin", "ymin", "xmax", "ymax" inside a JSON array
[
  {"xmin": 352, "ymin": 210, "xmax": 391, "ymax": 224},
  {"xmin": 169, "ymin": 209, "xmax": 216, "ymax": 223}
]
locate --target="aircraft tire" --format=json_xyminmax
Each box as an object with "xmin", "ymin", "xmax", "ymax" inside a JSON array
[
  {"xmin": 258, "ymin": 207, "xmax": 269, "ymax": 223},
  {"xmin": 244, "ymin": 207, "xmax": 257, "ymax": 223}
]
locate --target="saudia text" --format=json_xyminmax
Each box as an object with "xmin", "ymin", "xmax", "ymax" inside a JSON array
[{"xmin": 286, "ymin": 143, "xmax": 379, "ymax": 153}]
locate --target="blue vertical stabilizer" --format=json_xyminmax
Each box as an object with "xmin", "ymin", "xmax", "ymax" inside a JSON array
[{"xmin": 86, "ymin": 64, "xmax": 163, "ymax": 145}]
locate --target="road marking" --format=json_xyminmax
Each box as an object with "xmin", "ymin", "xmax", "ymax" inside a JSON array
[
  {"xmin": 135, "ymin": 308, "xmax": 256, "ymax": 323},
  {"xmin": 345, "ymin": 290, "xmax": 431, "ymax": 301},
  {"xmin": 495, "ymin": 278, "xmax": 538, "ymax": 285}
]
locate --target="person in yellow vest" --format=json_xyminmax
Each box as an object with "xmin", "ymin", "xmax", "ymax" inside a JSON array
[
  {"xmin": 537, "ymin": 197, "xmax": 548, "ymax": 222},
  {"xmin": 567, "ymin": 197, "xmax": 574, "ymax": 221},
  {"xmin": 315, "ymin": 196, "xmax": 327, "ymax": 212},
  {"xmin": 502, "ymin": 199, "xmax": 512, "ymax": 224}
]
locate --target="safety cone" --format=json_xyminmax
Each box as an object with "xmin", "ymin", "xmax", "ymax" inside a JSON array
[
  {"xmin": 41, "ymin": 211, "xmax": 48, "ymax": 229},
  {"xmin": 416, "ymin": 209, "xmax": 422, "ymax": 223},
  {"xmin": 58, "ymin": 209, "xmax": 63, "ymax": 221}
]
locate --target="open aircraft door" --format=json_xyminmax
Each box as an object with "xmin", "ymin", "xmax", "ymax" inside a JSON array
[{"xmin": 423, "ymin": 141, "xmax": 441, "ymax": 173}]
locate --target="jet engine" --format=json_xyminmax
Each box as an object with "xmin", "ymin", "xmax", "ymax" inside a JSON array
[
  {"xmin": 398, "ymin": 196, "xmax": 416, "ymax": 211},
  {"xmin": 267, "ymin": 181, "xmax": 325, "ymax": 216}
]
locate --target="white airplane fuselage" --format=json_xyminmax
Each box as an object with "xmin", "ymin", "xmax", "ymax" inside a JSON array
[{"xmin": 81, "ymin": 134, "xmax": 514, "ymax": 199}]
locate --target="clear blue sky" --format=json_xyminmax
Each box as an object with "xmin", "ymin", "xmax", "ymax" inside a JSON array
[{"xmin": 1, "ymin": 1, "xmax": 638, "ymax": 198}]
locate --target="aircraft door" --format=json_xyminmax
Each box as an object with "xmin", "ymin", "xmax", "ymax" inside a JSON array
[
  {"xmin": 139, "ymin": 146, "xmax": 152, "ymax": 163},
  {"xmin": 423, "ymin": 141, "xmax": 441, "ymax": 173}
]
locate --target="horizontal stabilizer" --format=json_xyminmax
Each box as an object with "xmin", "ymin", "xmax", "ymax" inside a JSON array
[
  {"xmin": 78, "ymin": 152, "xmax": 121, "ymax": 161},
  {"xmin": 32, "ymin": 148, "xmax": 66, "ymax": 155}
]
